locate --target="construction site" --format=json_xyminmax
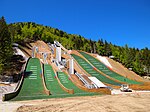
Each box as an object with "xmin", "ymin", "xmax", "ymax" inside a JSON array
[{"xmin": 0, "ymin": 40, "xmax": 150, "ymax": 112}]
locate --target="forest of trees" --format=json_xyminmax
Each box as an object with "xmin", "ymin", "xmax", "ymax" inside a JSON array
[
  {"xmin": 0, "ymin": 16, "xmax": 150, "ymax": 77},
  {"xmin": 0, "ymin": 17, "xmax": 13, "ymax": 75}
]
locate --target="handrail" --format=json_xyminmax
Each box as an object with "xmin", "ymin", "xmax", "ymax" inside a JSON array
[
  {"xmin": 64, "ymin": 70, "xmax": 111, "ymax": 95},
  {"xmin": 75, "ymin": 72, "xmax": 93, "ymax": 89}
]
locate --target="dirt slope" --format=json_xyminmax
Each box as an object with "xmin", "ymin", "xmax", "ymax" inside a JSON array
[
  {"xmin": 16, "ymin": 93, "xmax": 150, "ymax": 112},
  {"xmin": 88, "ymin": 52, "xmax": 147, "ymax": 83},
  {"xmin": 106, "ymin": 57, "xmax": 146, "ymax": 82}
]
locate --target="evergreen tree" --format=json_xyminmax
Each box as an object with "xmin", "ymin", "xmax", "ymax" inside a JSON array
[
  {"xmin": 104, "ymin": 40, "xmax": 112, "ymax": 56},
  {"xmin": 96, "ymin": 39, "xmax": 105, "ymax": 55},
  {"xmin": 0, "ymin": 16, "xmax": 13, "ymax": 73},
  {"xmin": 89, "ymin": 39, "xmax": 94, "ymax": 53}
]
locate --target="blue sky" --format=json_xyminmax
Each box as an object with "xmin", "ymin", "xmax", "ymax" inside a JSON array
[{"xmin": 0, "ymin": 0, "xmax": 150, "ymax": 49}]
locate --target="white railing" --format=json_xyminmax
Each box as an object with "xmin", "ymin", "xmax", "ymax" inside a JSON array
[{"xmin": 75, "ymin": 72, "xmax": 94, "ymax": 89}]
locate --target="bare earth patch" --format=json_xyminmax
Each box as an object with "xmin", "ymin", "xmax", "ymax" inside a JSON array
[{"xmin": 14, "ymin": 93, "xmax": 150, "ymax": 112}]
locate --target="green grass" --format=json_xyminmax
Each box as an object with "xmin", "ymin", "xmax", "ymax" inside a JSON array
[
  {"xmin": 79, "ymin": 51, "xmax": 142, "ymax": 84},
  {"xmin": 44, "ymin": 64, "xmax": 69, "ymax": 95},
  {"xmin": 72, "ymin": 54, "xmax": 121, "ymax": 86}
]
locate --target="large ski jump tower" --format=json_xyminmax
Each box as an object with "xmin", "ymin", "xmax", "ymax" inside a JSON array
[
  {"xmin": 69, "ymin": 59, "xmax": 74, "ymax": 75},
  {"xmin": 54, "ymin": 41, "xmax": 61, "ymax": 62},
  {"xmin": 56, "ymin": 47, "xmax": 61, "ymax": 62}
]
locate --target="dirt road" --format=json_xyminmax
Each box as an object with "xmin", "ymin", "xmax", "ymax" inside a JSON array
[{"xmin": 13, "ymin": 93, "xmax": 150, "ymax": 112}]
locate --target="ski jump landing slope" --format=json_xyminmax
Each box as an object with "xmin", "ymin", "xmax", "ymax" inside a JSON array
[
  {"xmin": 79, "ymin": 51, "xmax": 141, "ymax": 85},
  {"xmin": 71, "ymin": 54, "xmax": 121, "ymax": 86},
  {"xmin": 43, "ymin": 64, "xmax": 70, "ymax": 96},
  {"xmin": 11, "ymin": 58, "xmax": 47, "ymax": 101}
]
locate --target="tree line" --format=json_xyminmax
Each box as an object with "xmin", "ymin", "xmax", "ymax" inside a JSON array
[
  {"xmin": 0, "ymin": 17, "xmax": 13, "ymax": 75},
  {"xmin": 0, "ymin": 16, "xmax": 150, "ymax": 77}
]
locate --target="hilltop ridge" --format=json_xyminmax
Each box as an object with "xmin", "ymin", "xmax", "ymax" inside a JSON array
[
  {"xmin": 8, "ymin": 22, "xmax": 150, "ymax": 77},
  {"xmin": 0, "ymin": 17, "xmax": 150, "ymax": 79}
]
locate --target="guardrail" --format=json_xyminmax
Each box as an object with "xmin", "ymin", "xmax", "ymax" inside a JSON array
[
  {"xmin": 68, "ymin": 72, "xmax": 111, "ymax": 95},
  {"xmin": 75, "ymin": 72, "xmax": 94, "ymax": 89}
]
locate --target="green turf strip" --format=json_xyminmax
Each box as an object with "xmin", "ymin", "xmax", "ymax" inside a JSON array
[
  {"xmin": 79, "ymin": 51, "xmax": 142, "ymax": 84},
  {"xmin": 71, "ymin": 54, "xmax": 121, "ymax": 86},
  {"xmin": 57, "ymin": 72, "xmax": 98, "ymax": 95},
  {"xmin": 44, "ymin": 64, "xmax": 69, "ymax": 95},
  {"xmin": 11, "ymin": 58, "xmax": 45, "ymax": 101},
  {"xmin": 10, "ymin": 58, "xmax": 99, "ymax": 101}
]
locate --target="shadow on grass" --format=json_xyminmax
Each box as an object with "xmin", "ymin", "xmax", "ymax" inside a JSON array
[{"xmin": 24, "ymin": 71, "xmax": 33, "ymax": 78}]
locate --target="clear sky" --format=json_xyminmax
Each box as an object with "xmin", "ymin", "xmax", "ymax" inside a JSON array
[{"xmin": 0, "ymin": 0, "xmax": 150, "ymax": 49}]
